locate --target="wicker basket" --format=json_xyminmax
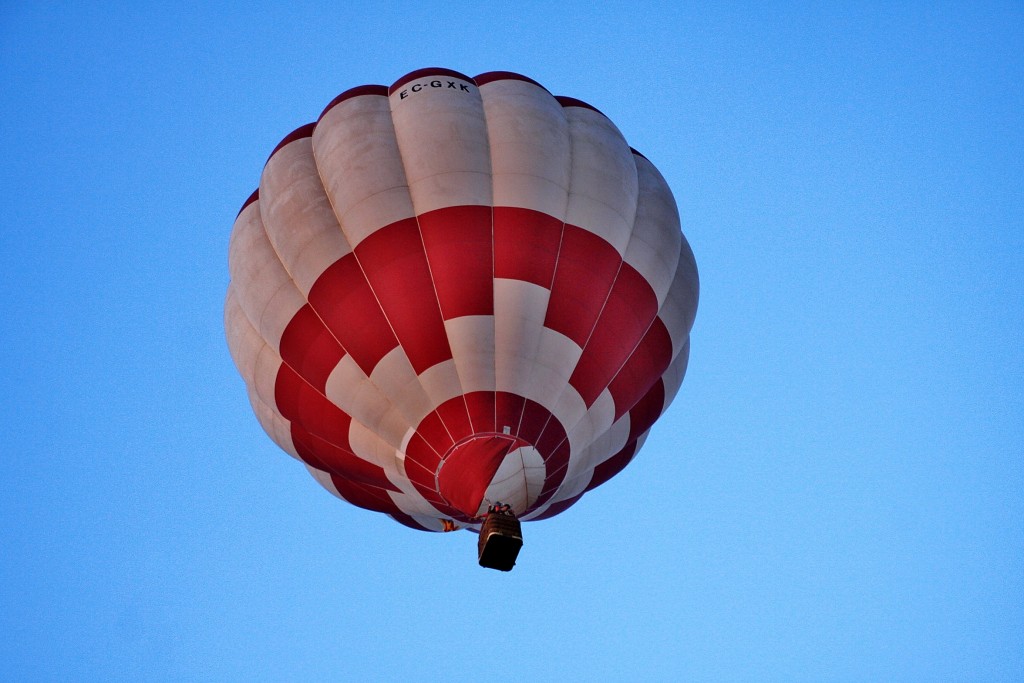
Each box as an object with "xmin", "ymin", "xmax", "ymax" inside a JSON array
[{"xmin": 477, "ymin": 513, "xmax": 523, "ymax": 571}]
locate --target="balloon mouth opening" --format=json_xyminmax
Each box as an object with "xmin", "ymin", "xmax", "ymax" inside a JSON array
[{"xmin": 435, "ymin": 433, "xmax": 529, "ymax": 517}]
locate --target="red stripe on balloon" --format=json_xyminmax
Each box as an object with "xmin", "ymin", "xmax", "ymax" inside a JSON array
[
  {"xmin": 275, "ymin": 364, "xmax": 352, "ymax": 451},
  {"xmin": 308, "ymin": 255, "xmax": 398, "ymax": 376},
  {"xmin": 278, "ymin": 304, "xmax": 345, "ymax": 392},
  {"xmin": 493, "ymin": 207, "xmax": 563, "ymax": 288},
  {"xmin": 329, "ymin": 473, "xmax": 404, "ymax": 514},
  {"xmin": 419, "ymin": 205, "xmax": 494, "ymax": 318},
  {"xmin": 606, "ymin": 318, "xmax": 672, "ymax": 421},
  {"xmin": 237, "ymin": 189, "xmax": 259, "ymax": 218},
  {"xmin": 403, "ymin": 431, "xmax": 442, "ymax": 479},
  {"xmin": 625, "ymin": 378, "xmax": 666, "ymax": 443},
  {"xmin": 291, "ymin": 424, "xmax": 398, "ymax": 491},
  {"xmin": 388, "ymin": 512, "xmax": 435, "ymax": 532},
  {"xmin": 568, "ymin": 264, "xmax": 659, "ymax": 406},
  {"xmin": 495, "ymin": 392, "xmax": 526, "ymax": 436},
  {"xmin": 586, "ymin": 439, "xmax": 639, "ymax": 493},
  {"xmin": 402, "ymin": 431, "xmax": 459, "ymax": 518},
  {"xmin": 517, "ymin": 399, "xmax": 553, "ymax": 445},
  {"xmin": 465, "ymin": 391, "xmax": 496, "ymax": 434},
  {"xmin": 275, "ymin": 365, "xmax": 397, "ymax": 491},
  {"xmin": 555, "ymin": 95, "xmax": 605, "ymax": 117},
  {"xmin": 355, "ymin": 217, "xmax": 453, "ymax": 374},
  {"xmin": 318, "ymin": 84, "xmax": 389, "ymax": 121},
  {"xmin": 268, "ymin": 122, "xmax": 315, "ymax": 161},
  {"xmin": 414, "ymin": 410, "xmax": 454, "ymax": 459},
  {"xmin": 531, "ymin": 492, "xmax": 584, "ymax": 520},
  {"xmin": 401, "ymin": 395, "xmax": 478, "ymax": 517},
  {"xmin": 544, "ymin": 225, "xmax": 621, "ymax": 347},
  {"xmin": 474, "ymin": 71, "xmax": 549, "ymax": 91},
  {"xmin": 401, "ymin": 421, "xmax": 446, "ymax": 512},
  {"xmin": 434, "ymin": 396, "xmax": 474, "ymax": 445},
  {"xmin": 533, "ymin": 440, "xmax": 571, "ymax": 509},
  {"xmin": 535, "ymin": 420, "xmax": 568, "ymax": 464}
]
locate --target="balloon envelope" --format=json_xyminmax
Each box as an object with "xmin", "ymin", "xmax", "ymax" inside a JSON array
[{"xmin": 225, "ymin": 68, "xmax": 698, "ymax": 533}]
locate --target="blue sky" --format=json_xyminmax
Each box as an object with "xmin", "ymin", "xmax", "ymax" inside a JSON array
[{"xmin": 1, "ymin": 3, "xmax": 1021, "ymax": 681}]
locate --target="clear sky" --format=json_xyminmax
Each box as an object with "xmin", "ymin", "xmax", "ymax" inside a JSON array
[{"xmin": 1, "ymin": 3, "xmax": 1021, "ymax": 681}]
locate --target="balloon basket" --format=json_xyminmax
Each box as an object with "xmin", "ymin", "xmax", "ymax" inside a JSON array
[{"xmin": 477, "ymin": 510, "xmax": 523, "ymax": 571}]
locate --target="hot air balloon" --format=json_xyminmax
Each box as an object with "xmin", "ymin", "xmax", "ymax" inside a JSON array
[{"xmin": 225, "ymin": 68, "xmax": 698, "ymax": 570}]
